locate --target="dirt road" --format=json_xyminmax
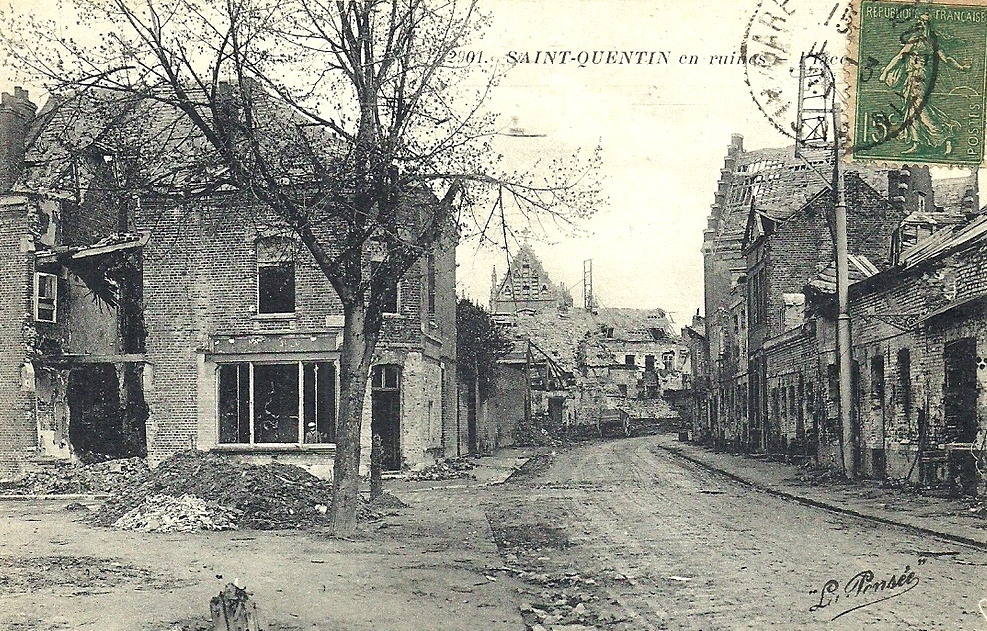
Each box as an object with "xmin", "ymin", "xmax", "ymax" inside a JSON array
[
  {"xmin": 488, "ymin": 436, "xmax": 987, "ymax": 630},
  {"xmin": 0, "ymin": 491, "xmax": 521, "ymax": 631}
]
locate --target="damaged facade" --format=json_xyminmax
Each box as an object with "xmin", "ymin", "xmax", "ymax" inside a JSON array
[
  {"xmin": 0, "ymin": 87, "xmax": 459, "ymax": 480},
  {"xmin": 481, "ymin": 245, "xmax": 684, "ymax": 445},
  {"xmin": 696, "ymin": 133, "xmax": 987, "ymax": 496}
]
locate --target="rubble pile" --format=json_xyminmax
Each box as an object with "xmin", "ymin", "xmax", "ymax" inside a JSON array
[
  {"xmin": 94, "ymin": 451, "xmax": 334, "ymax": 530},
  {"xmin": 112, "ymin": 494, "xmax": 241, "ymax": 532},
  {"xmin": 2, "ymin": 457, "xmax": 149, "ymax": 496},
  {"xmin": 404, "ymin": 457, "xmax": 477, "ymax": 481},
  {"xmin": 496, "ymin": 566, "xmax": 623, "ymax": 631}
]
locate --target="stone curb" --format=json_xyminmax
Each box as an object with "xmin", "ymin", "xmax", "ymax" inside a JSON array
[{"xmin": 654, "ymin": 443, "xmax": 987, "ymax": 553}]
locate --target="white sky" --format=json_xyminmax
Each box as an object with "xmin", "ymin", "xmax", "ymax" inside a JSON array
[
  {"xmin": 454, "ymin": 0, "xmax": 799, "ymax": 323},
  {"xmin": 7, "ymin": 0, "xmax": 943, "ymax": 326}
]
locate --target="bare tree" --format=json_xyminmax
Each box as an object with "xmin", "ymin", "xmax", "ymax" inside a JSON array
[{"xmin": 2, "ymin": 0, "xmax": 601, "ymax": 534}]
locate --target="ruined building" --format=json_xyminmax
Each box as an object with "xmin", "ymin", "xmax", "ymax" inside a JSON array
[
  {"xmin": 0, "ymin": 87, "xmax": 459, "ymax": 480},
  {"xmin": 697, "ymin": 133, "xmax": 987, "ymax": 497}
]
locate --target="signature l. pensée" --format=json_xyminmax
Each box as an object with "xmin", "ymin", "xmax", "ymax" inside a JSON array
[{"xmin": 809, "ymin": 565, "xmax": 920, "ymax": 620}]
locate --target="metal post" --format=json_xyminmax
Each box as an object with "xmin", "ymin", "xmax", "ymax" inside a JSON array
[{"xmin": 833, "ymin": 102, "xmax": 856, "ymax": 479}]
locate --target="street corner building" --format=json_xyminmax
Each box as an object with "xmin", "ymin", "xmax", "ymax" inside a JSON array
[
  {"xmin": 695, "ymin": 132, "xmax": 987, "ymax": 497},
  {"xmin": 0, "ymin": 87, "xmax": 459, "ymax": 482}
]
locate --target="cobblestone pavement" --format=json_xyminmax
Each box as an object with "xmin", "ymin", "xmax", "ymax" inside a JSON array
[{"xmin": 494, "ymin": 435, "xmax": 987, "ymax": 630}]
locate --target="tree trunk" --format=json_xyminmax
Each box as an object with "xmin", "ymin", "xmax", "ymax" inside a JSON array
[{"xmin": 329, "ymin": 300, "xmax": 377, "ymax": 536}]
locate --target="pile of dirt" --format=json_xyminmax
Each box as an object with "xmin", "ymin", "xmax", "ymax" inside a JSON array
[
  {"xmin": 1, "ymin": 458, "xmax": 148, "ymax": 495},
  {"xmin": 112, "ymin": 494, "xmax": 242, "ymax": 532},
  {"xmin": 405, "ymin": 457, "xmax": 477, "ymax": 481},
  {"xmin": 93, "ymin": 451, "xmax": 334, "ymax": 530}
]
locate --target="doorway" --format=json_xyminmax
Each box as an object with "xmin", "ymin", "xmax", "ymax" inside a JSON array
[
  {"xmin": 944, "ymin": 337, "xmax": 977, "ymax": 494},
  {"xmin": 371, "ymin": 365, "xmax": 402, "ymax": 471}
]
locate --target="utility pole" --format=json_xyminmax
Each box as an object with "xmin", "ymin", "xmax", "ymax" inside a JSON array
[
  {"xmin": 833, "ymin": 103, "xmax": 856, "ymax": 480},
  {"xmin": 797, "ymin": 53, "xmax": 856, "ymax": 478}
]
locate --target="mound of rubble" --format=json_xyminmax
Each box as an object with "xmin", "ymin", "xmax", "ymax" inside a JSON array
[
  {"xmin": 113, "ymin": 494, "xmax": 242, "ymax": 532},
  {"xmin": 93, "ymin": 451, "xmax": 335, "ymax": 530},
  {"xmin": 405, "ymin": 457, "xmax": 477, "ymax": 481},
  {"xmin": 1, "ymin": 458, "xmax": 149, "ymax": 495}
]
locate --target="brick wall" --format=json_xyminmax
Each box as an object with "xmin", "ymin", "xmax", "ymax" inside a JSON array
[
  {"xmin": 135, "ymin": 197, "xmax": 458, "ymax": 468},
  {"xmin": 0, "ymin": 200, "xmax": 37, "ymax": 479}
]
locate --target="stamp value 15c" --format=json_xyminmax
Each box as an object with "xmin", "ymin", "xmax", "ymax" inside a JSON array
[{"xmin": 851, "ymin": 0, "xmax": 987, "ymax": 166}]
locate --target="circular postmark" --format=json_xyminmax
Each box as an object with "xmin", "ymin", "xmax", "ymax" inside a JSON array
[{"xmin": 741, "ymin": 0, "xmax": 856, "ymax": 138}]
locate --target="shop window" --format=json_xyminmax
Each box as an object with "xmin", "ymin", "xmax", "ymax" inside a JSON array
[
  {"xmin": 218, "ymin": 361, "xmax": 336, "ymax": 445},
  {"xmin": 34, "ymin": 272, "xmax": 58, "ymax": 323}
]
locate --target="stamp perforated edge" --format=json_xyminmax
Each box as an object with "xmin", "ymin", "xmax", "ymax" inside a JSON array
[{"xmin": 842, "ymin": 0, "xmax": 987, "ymax": 169}]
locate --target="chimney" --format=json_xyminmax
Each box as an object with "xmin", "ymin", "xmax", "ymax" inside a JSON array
[
  {"xmin": 0, "ymin": 87, "xmax": 38, "ymax": 193},
  {"xmin": 730, "ymin": 133, "xmax": 744, "ymax": 154}
]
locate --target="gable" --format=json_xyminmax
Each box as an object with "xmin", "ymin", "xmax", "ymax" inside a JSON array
[{"xmin": 492, "ymin": 243, "xmax": 559, "ymax": 308}]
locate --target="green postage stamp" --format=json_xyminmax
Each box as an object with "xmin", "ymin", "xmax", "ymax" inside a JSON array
[{"xmin": 852, "ymin": 0, "xmax": 987, "ymax": 166}]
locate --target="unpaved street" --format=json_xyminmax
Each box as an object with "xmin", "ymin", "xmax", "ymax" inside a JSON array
[{"xmin": 487, "ymin": 436, "xmax": 987, "ymax": 630}]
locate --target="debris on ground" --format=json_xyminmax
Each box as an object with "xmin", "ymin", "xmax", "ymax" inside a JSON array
[
  {"xmin": 0, "ymin": 555, "xmax": 173, "ymax": 593},
  {"xmin": 93, "ymin": 451, "xmax": 392, "ymax": 530},
  {"xmin": 367, "ymin": 491, "xmax": 409, "ymax": 509},
  {"xmin": 404, "ymin": 457, "xmax": 477, "ymax": 481},
  {"xmin": 0, "ymin": 457, "xmax": 149, "ymax": 495},
  {"xmin": 210, "ymin": 582, "xmax": 261, "ymax": 631},
  {"xmin": 113, "ymin": 494, "xmax": 242, "ymax": 533}
]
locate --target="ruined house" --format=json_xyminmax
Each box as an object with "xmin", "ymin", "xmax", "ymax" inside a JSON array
[
  {"xmin": 0, "ymin": 87, "xmax": 459, "ymax": 480},
  {"xmin": 480, "ymin": 245, "xmax": 684, "ymax": 442}
]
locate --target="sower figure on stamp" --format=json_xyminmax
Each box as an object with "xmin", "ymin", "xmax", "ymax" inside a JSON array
[{"xmin": 880, "ymin": 13, "xmax": 970, "ymax": 155}]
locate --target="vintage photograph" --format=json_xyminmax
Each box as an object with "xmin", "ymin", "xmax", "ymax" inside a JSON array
[{"xmin": 0, "ymin": 0, "xmax": 986, "ymax": 629}]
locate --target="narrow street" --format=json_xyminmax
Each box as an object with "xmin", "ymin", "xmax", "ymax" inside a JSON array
[{"xmin": 487, "ymin": 436, "xmax": 987, "ymax": 630}]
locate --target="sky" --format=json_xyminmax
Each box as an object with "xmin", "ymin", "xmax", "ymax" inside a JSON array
[
  {"xmin": 1, "ymin": 0, "xmax": 905, "ymax": 326},
  {"xmin": 450, "ymin": 0, "xmax": 807, "ymax": 323}
]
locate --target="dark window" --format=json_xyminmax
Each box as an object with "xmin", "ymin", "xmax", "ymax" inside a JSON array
[
  {"xmin": 625, "ymin": 354, "xmax": 635, "ymax": 366},
  {"xmin": 257, "ymin": 237, "xmax": 296, "ymax": 314},
  {"xmin": 218, "ymin": 364, "xmax": 250, "ymax": 444},
  {"xmin": 303, "ymin": 362, "xmax": 336, "ymax": 443},
  {"xmin": 34, "ymin": 272, "xmax": 58, "ymax": 323},
  {"xmin": 427, "ymin": 253, "xmax": 436, "ymax": 316},
  {"xmin": 662, "ymin": 351, "xmax": 675, "ymax": 371},
  {"xmin": 371, "ymin": 261, "xmax": 399, "ymax": 314},
  {"xmin": 373, "ymin": 364, "xmax": 401, "ymax": 390},
  {"xmin": 897, "ymin": 349, "xmax": 912, "ymax": 420},
  {"xmin": 827, "ymin": 363, "xmax": 839, "ymax": 403},
  {"xmin": 254, "ymin": 364, "xmax": 299, "ymax": 443},
  {"xmin": 618, "ymin": 384, "xmax": 628, "ymax": 396},
  {"xmin": 258, "ymin": 263, "xmax": 295, "ymax": 314},
  {"xmin": 645, "ymin": 355, "xmax": 655, "ymax": 371}
]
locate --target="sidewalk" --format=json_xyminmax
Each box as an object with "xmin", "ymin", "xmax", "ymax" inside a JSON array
[{"xmin": 651, "ymin": 434, "xmax": 987, "ymax": 550}]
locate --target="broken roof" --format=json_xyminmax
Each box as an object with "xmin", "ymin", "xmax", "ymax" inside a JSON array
[
  {"xmin": 900, "ymin": 213, "xmax": 987, "ymax": 269},
  {"xmin": 805, "ymin": 254, "xmax": 879, "ymax": 295},
  {"xmin": 504, "ymin": 307, "xmax": 678, "ymax": 374}
]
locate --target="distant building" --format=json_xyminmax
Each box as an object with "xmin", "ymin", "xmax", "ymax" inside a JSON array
[{"xmin": 489, "ymin": 243, "xmax": 570, "ymax": 316}]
